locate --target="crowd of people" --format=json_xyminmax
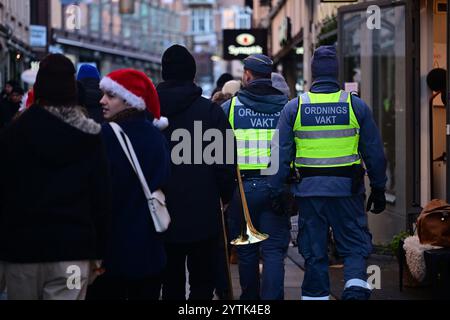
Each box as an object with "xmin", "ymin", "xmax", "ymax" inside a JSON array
[{"xmin": 0, "ymin": 44, "xmax": 387, "ymax": 301}]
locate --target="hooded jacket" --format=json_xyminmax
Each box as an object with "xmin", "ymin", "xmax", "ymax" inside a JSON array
[
  {"xmin": 0, "ymin": 105, "xmax": 111, "ymax": 263},
  {"xmin": 222, "ymin": 79, "xmax": 288, "ymax": 117},
  {"xmin": 157, "ymin": 81, "xmax": 236, "ymax": 243}
]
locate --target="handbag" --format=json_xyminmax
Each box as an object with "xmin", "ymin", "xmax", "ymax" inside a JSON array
[
  {"xmin": 417, "ymin": 199, "xmax": 450, "ymax": 247},
  {"xmin": 109, "ymin": 122, "xmax": 171, "ymax": 233}
]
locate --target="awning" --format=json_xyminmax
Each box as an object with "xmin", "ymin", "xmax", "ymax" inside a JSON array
[{"xmin": 54, "ymin": 37, "xmax": 161, "ymax": 64}]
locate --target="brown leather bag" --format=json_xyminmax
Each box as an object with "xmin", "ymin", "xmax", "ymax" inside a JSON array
[{"xmin": 417, "ymin": 199, "xmax": 450, "ymax": 247}]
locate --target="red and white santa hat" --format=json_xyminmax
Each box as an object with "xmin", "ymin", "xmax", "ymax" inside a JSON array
[{"xmin": 99, "ymin": 68, "xmax": 168, "ymax": 130}]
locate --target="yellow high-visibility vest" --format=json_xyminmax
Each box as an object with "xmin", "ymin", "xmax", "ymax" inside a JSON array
[
  {"xmin": 228, "ymin": 97, "xmax": 278, "ymax": 170},
  {"xmin": 293, "ymin": 91, "xmax": 361, "ymax": 168}
]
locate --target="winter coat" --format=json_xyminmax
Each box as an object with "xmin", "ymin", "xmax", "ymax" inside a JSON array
[
  {"xmin": 0, "ymin": 105, "xmax": 111, "ymax": 263},
  {"xmin": 100, "ymin": 110, "xmax": 171, "ymax": 278},
  {"xmin": 78, "ymin": 78, "xmax": 104, "ymax": 123},
  {"xmin": 157, "ymin": 81, "xmax": 237, "ymax": 244},
  {"xmin": 0, "ymin": 99, "xmax": 21, "ymax": 129},
  {"xmin": 268, "ymin": 77, "xmax": 387, "ymax": 197},
  {"xmin": 221, "ymin": 78, "xmax": 288, "ymax": 120}
]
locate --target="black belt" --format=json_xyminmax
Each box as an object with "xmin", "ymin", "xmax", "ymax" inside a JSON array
[
  {"xmin": 298, "ymin": 164, "xmax": 365, "ymax": 194},
  {"xmin": 240, "ymin": 170, "xmax": 264, "ymax": 180}
]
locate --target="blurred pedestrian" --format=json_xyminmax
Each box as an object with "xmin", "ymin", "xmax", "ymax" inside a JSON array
[
  {"xmin": 211, "ymin": 73, "xmax": 234, "ymax": 98},
  {"xmin": 157, "ymin": 45, "xmax": 237, "ymax": 300},
  {"xmin": 211, "ymin": 91, "xmax": 232, "ymax": 106},
  {"xmin": 222, "ymin": 80, "xmax": 241, "ymax": 97},
  {"xmin": 271, "ymin": 73, "xmax": 291, "ymax": 98},
  {"xmin": 86, "ymin": 68, "xmax": 171, "ymax": 300},
  {"xmin": 0, "ymin": 86, "xmax": 24, "ymax": 129},
  {"xmin": 213, "ymin": 78, "xmax": 242, "ymax": 299},
  {"xmin": 0, "ymin": 80, "xmax": 19, "ymax": 102},
  {"xmin": 77, "ymin": 64, "xmax": 104, "ymax": 123},
  {"xmin": 0, "ymin": 54, "xmax": 111, "ymax": 300},
  {"xmin": 211, "ymin": 80, "xmax": 241, "ymax": 106}
]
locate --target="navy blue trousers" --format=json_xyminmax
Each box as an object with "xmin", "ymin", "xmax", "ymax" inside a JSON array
[
  {"xmin": 297, "ymin": 195, "xmax": 373, "ymax": 300},
  {"xmin": 229, "ymin": 178, "xmax": 291, "ymax": 300}
]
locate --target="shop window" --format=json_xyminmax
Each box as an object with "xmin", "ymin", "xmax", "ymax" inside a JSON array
[
  {"xmin": 341, "ymin": 5, "xmax": 406, "ymax": 199},
  {"xmin": 191, "ymin": 8, "xmax": 212, "ymax": 34},
  {"xmin": 89, "ymin": 1, "xmax": 100, "ymax": 33}
]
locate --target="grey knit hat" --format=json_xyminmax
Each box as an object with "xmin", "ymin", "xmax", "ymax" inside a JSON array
[{"xmin": 271, "ymin": 73, "xmax": 290, "ymax": 97}]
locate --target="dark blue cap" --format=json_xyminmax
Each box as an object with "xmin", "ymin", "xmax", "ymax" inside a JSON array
[
  {"xmin": 243, "ymin": 54, "xmax": 273, "ymax": 75},
  {"xmin": 311, "ymin": 46, "xmax": 339, "ymax": 80}
]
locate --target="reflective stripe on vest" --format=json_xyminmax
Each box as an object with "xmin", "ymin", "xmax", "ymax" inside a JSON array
[
  {"xmin": 229, "ymin": 96, "xmax": 275, "ymax": 170},
  {"xmin": 293, "ymin": 90, "xmax": 361, "ymax": 168}
]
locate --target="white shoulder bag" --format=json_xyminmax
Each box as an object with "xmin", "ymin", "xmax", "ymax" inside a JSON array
[{"xmin": 109, "ymin": 122, "xmax": 171, "ymax": 233}]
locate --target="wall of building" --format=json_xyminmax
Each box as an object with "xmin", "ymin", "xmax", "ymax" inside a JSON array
[
  {"xmin": 0, "ymin": 0, "xmax": 30, "ymax": 44},
  {"xmin": 0, "ymin": 0, "xmax": 31, "ymax": 86}
]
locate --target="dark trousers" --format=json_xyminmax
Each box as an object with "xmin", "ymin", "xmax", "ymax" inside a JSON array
[
  {"xmin": 229, "ymin": 178, "xmax": 291, "ymax": 300},
  {"xmin": 162, "ymin": 237, "xmax": 217, "ymax": 300},
  {"xmin": 86, "ymin": 274, "xmax": 162, "ymax": 300},
  {"xmin": 214, "ymin": 213, "xmax": 232, "ymax": 299},
  {"xmin": 297, "ymin": 196, "xmax": 373, "ymax": 300}
]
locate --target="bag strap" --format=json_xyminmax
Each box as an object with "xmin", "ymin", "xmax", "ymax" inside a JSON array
[{"xmin": 109, "ymin": 122, "xmax": 153, "ymax": 201}]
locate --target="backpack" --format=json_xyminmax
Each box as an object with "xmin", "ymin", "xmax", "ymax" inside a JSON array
[{"xmin": 417, "ymin": 199, "xmax": 450, "ymax": 247}]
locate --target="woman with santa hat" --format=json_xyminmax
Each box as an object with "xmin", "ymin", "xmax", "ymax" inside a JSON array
[{"xmin": 87, "ymin": 68, "xmax": 170, "ymax": 300}]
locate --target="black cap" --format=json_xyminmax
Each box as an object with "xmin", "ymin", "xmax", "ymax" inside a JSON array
[{"xmin": 162, "ymin": 45, "xmax": 196, "ymax": 81}]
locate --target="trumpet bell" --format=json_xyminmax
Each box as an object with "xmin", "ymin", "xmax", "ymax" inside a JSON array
[{"xmin": 231, "ymin": 226, "xmax": 269, "ymax": 246}]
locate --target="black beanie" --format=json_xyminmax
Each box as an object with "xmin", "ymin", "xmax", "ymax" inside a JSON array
[
  {"xmin": 216, "ymin": 73, "xmax": 233, "ymax": 88},
  {"xmin": 34, "ymin": 54, "xmax": 78, "ymax": 106},
  {"xmin": 162, "ymin": 45, "xmax": 196, "ymax": 81}
]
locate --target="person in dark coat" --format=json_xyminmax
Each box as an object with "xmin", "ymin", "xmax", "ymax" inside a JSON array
[
  {"xmin": 157, "ymin": 45, "xmax": 237, "ymax": 300},
  {"xmin": 0, "ymin": 54, "xmax": 111, "ymax": 300},
  {"xmin": 86, "ymin": 68, "xmax": 170, "ymax": 300},
  {"xmin": 77, "ymin": 64, "xmax": 104, "ymax": 123},
  {"xmin": 211, "ymin": 73, "xmax": 234, "ymax": 98},
  {"xmin": 0, "ymin": 86, "xmax": 24, "ymax": 129},
  {"xmin": 0, "ymin": 80, "xmax": 19, "ymax": 102}
]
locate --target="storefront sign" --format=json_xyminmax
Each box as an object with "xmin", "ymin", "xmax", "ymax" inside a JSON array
[
  {"xmin": 49, "ymin": 45, "xmax": 64, "ymax": 54},
  {"xmin": 223, "ymin": 29, "xmax": 268, "ymax": 60},
  {"xmin": 30, "ymin": 25, "xmax": 47, "ymax": 47}
]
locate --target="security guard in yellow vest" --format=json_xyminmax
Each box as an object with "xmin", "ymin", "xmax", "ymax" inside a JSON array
[
  {"xmin": 269, "ymin": 46, "xmax": 387, "ymax": 300},
  {"xmin": 222, "ymin": 54, "xmax": 289, "ymax": 300}
]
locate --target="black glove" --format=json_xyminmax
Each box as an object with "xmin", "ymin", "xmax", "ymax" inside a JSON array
[{"xmin": 366, "ymin": 188, "xmax": 386, "ymax": 214}]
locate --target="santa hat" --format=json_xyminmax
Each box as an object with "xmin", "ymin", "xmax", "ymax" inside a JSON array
[{"xmin": 99, "ymin": 68, "xmax": 168, "ymax": 130}]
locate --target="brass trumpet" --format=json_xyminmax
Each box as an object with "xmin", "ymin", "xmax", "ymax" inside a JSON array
[{"xmin": 231, "ymin": 167, "xmax": 269, "ymax": 245}]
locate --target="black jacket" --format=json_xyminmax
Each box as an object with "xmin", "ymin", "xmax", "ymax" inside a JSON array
[
  {"xmin": 157, "ymin": 81, "xmax": 237, "ymax": 243},
  {"xmin": 0, "ymin": 99, "xmax": 21, "ymax": 129},
  {"xmin": 0, "ymin": 105, "xmax": 111, "ymax": 263},
  {"xmin": 79, "ymin": 78, "xmax": 104, "ymax": 123}
]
